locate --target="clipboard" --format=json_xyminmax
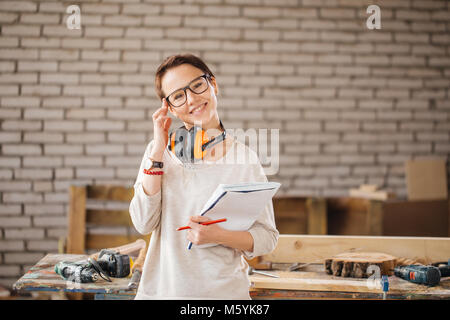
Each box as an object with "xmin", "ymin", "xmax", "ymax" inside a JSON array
[{"xmin": 187, "ymin": 181, "xmax": 281, "ymax": 250}]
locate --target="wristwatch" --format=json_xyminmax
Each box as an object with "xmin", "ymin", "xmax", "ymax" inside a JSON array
[{"xmin": 144, "ymin": 158, "xmax": 164, "ymax": 170}]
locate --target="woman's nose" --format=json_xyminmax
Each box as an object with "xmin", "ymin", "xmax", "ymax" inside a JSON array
[{"xmin": 185, "ymin": 88, "xmax": 198, "ymax": 106}]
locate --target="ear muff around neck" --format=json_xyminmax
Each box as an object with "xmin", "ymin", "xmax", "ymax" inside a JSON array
[
  {"xmin": 193, "ymin": 128, "xmax": 209, "ymax": 160},
  {"xmin": 168, "ymin": 121, "xmax": 226, "ymax": 163}
]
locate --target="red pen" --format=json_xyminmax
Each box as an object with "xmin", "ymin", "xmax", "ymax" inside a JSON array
[{"xmin": 176, "ymin": 218, "xmax": 227, "ymax": 231}]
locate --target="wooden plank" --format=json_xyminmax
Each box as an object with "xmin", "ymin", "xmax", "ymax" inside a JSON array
[
  {"xmin": 263, "ymin": 235, "xmax": 450, "ymax": 264},
  {"xmin": 366, "ymin": 200, "xmax": 383, "ymax": 235},
  {"xmin": 382, "ymin": 199, "xmax": 449, "ymax": 237},
  {"xmin": 306, "ymin": 198, "xmax": 327, "ymax": 234},
  {"xmin": 327, "ymin": 198, "xmax": 369, "ymax": 235},
  {"xmin": 250, "ymin": 288, "xmax": 450, "ymax": 300},
  {"xmin": 86, "ymin": 234, "xmax": 146, "ymax": 251},
  {"xmin": 405, "ymin": 158, "xmax": 448, "ymax": 201},
  {"xmin": 66, "ymin": 186, "xmax": 86, "ymax": 254},
  {"xmin": 273, "ymin": 197, "xmax": 307, "ymax": 219},
  {"xmin": 87, "ymin": 185, "xmax": 134, "ymax": 202},
  {"xmin": 250, "ymin": 289, "xmax": 385, "ymax": 300},
  {"xmin": 86, "ymin": 209, "xmax": 133, "ymax": 227},
  {"xmin": 273, "ymin": 197, "xmax": 307, "ymax": 234},
  {"xmin": 328, "ymin": 197, "xmax": 368, "ymax": 213},
  {"xmin": 349, "ymin": 188, "xmax": 395, "ymax": 201},
  {"xmin": 249, "ymin": 269, "xmax": 450, "ymax": 297}
]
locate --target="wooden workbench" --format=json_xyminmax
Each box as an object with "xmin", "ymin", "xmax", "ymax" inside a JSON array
[
  {"xmin": 13, "ymin": 252, "xmax": 450, "ymax": 300},
  {"xmin": 249, "ymin": 264, "xmax": 450, "ymax": 300},
  {"xmin": 13, "ymin": 253, "xmax": 136, "ymax": 299},
  {"xmin": 249, "ymin": 234, "xmax": 450, "ymax": 299}
]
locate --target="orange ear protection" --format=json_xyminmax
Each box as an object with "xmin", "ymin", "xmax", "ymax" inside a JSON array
[{"xmin": 168, "ymin": 120, "xmax": 226, "ymax": 163}]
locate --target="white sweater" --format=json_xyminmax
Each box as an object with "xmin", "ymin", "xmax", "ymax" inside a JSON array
[{"xmin": 129, "ymin": 137, "xmax": 279, "ymax": 299}]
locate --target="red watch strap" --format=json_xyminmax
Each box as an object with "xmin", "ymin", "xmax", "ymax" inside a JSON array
[{"xmin": 143, "ymin": 169, "xmax": 163, "ymax": 175}]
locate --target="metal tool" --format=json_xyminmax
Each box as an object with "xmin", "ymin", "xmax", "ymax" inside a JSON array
[
  {"xmin": 288, "ymin": 262, "xmax": 312, "ymax": 272},
  {"xmin": 127, "ymin": 244, "xmax": 147, "ymax": 290},
  {"xmin": 127, "ymin": 269, "xmax": 142, "ymax": 290},
  {"xmin": 248, "ymin": 267, "xmax": 279, "ymax": 278},
  {"xmin": 55, "ymin": 250, "xmax": 131, "ymax": 283}
]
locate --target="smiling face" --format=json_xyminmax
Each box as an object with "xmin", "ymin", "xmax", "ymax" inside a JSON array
[{"xmin": 161, "ymin": 63, "xmax": 220, "ymax": 131}]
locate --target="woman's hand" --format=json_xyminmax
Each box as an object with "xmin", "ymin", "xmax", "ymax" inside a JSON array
[
  {"xmin": 186, "ymin": 215, "xmax": 254, "ymax": 251},
  {"xmin": 151, "ymin": 98, "xmax": 172, "ymax": 155},
  {"xmin": 186, "ymin": 215, "xmax": 223, "ymax": 246}
]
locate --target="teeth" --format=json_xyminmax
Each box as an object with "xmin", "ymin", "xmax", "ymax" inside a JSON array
[{"xmin": 191, "ymin": 103, "xmax": 206, "ymax": 113}]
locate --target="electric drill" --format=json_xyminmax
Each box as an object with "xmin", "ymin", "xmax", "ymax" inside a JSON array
[
  {"xmin": 432, "ymin": 259, "xmax": 450, "ymax": 277},
  {"xmin": 394, "ymin": 264, "xmax": 441, "ymax": 286},
  {"xmin": 55, "ymin": 249, "xmax": 131, "ymax": 283}
]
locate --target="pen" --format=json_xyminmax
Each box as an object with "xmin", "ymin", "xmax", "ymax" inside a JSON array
[{"xmin": 176, "ymin": 218, "xmax": 227, "ymax": 231}]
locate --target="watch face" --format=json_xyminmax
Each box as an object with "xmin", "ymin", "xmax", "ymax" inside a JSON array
[{"xmin": 144, "ymin": 158, "xmax": 153, "ymax": 169}]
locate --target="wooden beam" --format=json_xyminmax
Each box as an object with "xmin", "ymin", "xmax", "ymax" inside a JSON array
[
  {"xmin": 349, "ymin": 188, "xmax": 396, "ymax": 201},
  {"xmin": 263, "ymin": 235, "xmax": 450, "ymax": 264},
  {"xmin": 366, "ymin": 200, "xmax": 383, "ymax": 235},
  {"xmin": 249, "ymin": 269, "xmax": 450, "ymax": 296},
  {"xmin": 66, "ymin": 186, "xmax": 87, "ymax": 254},
  {"xmin": 87, "ymin": 185, "xmax": 134, "ymax": 202},
  {"xmin": 86, "ymin": 209, "xmax": 133, "ymax": 227},
  {"xmin": 306, "ymin": 198, "xmax": 327, "ymax": 235},
  {"xmin": 86, "ymin": 234, "xmax": 147, "ymax": 251},
  {"xmin": 382, "ymin": 199, "xmax": 448, "ymax": 237}
]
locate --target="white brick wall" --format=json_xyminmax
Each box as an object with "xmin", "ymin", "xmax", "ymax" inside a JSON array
[{"xmin": 0, "ymin": 0, "xmax": 449, "ymax": 288}]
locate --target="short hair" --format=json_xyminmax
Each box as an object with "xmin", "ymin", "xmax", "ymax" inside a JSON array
[{"xmin": 155, "ymin": 53, "xmax": 215, "ymax": 101}]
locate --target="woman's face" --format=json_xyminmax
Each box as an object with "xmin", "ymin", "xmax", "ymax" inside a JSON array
[{"xmin": 161, "ymin": 63, "xmax": 219, "ymax": 130}]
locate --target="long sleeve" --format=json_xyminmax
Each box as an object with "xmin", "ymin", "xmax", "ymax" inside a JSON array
[
  {"xmin": 242, "ymin": 163, "xmax": 279, "ymax": 259},
  {"xmin": 129, "ymin": 140, "xmax": 162, "ymax": 235},
  {"xmin": 243, "ymin": 202, "xmax": 279, "ymax": 259}
]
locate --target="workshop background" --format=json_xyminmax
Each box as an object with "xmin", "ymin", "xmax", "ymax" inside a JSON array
[{"xmin": 0, "ymin": 0, "xmax": 449, "ymax": 289}]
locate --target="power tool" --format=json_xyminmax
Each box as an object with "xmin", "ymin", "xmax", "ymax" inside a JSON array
[
  {"xmin": 55, "ymin": 249, "xmax": 131, "ymax": 283},
  {"xmin": 55, "ymin": 260, "xmax": 101, "ymax": 283},
  {"xmin": 394, "ymin": 264, "xmax": 441, "ymax": 286},
  {"xmin": 432, "ymin": 259, "xmax": 450, "ymax": 277}
]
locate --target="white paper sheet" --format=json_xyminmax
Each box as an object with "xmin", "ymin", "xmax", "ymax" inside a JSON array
[{"xmin": 188, "ymin": 181, "xmax": 281, "ymax": 249}]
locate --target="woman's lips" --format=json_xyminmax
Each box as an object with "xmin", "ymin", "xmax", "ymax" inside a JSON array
[{"xmin": 190, "ymin": 102, "xmax": 207, "ymax": 115}]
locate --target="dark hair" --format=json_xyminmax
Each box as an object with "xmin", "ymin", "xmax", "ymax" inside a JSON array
[{"xmin": 155, "ymin": 53, "xmax": 215, "ymax": 101}]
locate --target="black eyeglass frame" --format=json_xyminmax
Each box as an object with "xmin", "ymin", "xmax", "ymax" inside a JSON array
[{"xmin": 164, "ymin": 74, "xmax": 211, "ymax": 108}]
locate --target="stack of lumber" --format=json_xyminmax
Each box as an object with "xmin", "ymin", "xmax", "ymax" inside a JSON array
[{"xmin": 349, "ymin": 184, "xmax": 396, "ymax": 201}]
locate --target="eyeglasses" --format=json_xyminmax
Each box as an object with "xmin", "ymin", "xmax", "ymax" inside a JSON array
[{"xmin": 165, "ymin": 74, "xmax": 211, "ymax": 108}]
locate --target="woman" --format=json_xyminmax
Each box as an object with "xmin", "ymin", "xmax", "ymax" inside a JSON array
[{"xmin": 129, "ymin": 53, "xmax": 279, "ymax": 299}]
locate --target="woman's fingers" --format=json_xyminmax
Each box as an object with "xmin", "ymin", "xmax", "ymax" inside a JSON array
[
  {"xmin": 186, "ymin": 216, "xmax": 222, "ymax": 245},
  {"xmin": 190, "ymin": 215, "xmax": 211, "ymax": 224},
  {"xmin": 151, "ymin": 99, "xmax": 169, "ymax": 119},
  {"xmin": 187, "ymin": 216, "xmax": 207, "ymax": 231},
  {"xmin": 153, "ymin": 100, "xmax": 171, "ymax": 132},
  {"xmin": 152, "ymin": 106, "xmax": 167, "ymax": 121},
  {"xmin": 163, "ymin": 117, "xmax": 172, "ymax": 131}
]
